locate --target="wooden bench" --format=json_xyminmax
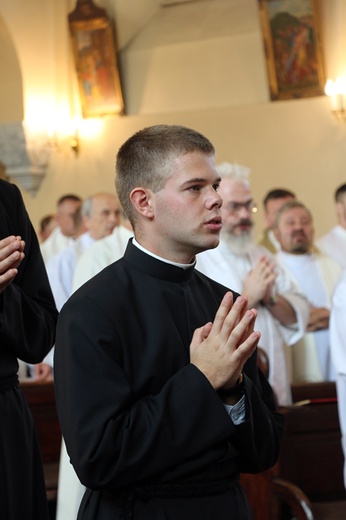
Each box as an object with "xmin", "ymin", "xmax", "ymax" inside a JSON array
[{"xmin": 20, "ymin": 381, "xmax": 61, "ymax": 517}]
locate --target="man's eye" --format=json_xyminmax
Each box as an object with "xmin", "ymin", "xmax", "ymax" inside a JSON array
[
  {"xmin": 212, "ymin": 184, "xmax": 220, "ymax": 192},
  {"xmin": 189, "ymin": 185, "xmax": 200, "ymax": 191}
]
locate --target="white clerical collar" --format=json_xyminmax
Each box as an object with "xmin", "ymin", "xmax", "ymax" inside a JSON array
[{"xmin": 132, "ymin": 237, "xmax": 196, "ymax": 270}]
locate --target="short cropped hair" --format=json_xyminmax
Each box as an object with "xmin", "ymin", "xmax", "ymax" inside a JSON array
[
  {"xmin": 335, "ymin": 183, "xmax": 346, "ymax": 202},
  {"xmin": 274, "ymin": 200, "xmax": 312, "ymax": 228},
  {"xmin": 263, "ymin": 188, "xmax": 295, "ymax": 209},
  {"xmin": 115, "ymin": 125, "xmax": 215, "ymax": 225},
  {"xmin": 57, "ymin": 194, "xmax": 81, "ymax": 206},
  {"xmin": 39, "ymin": 214, "xmax": 55, "ymax": 233}
]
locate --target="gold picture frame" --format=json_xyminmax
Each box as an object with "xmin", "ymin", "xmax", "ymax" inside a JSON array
[
  {"xmin": 258, "ymin": 0, "xmax": 325, "ymax": 100},
  {"xmin": 68, "ymin": 0, "xmax": 124, "ymax": 118}
]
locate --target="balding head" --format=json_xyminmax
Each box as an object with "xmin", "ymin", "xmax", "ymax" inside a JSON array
[{"xmin": 83, "ymin": 192, "xmax": 122, "ymax": 240}]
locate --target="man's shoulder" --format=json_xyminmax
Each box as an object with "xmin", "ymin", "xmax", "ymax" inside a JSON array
[
  {"xmin": 67, "ymin": 257, "xmax": 127, "ymax": 305},
  {"xmin": 257, "ymin": 229, "xmax": 277, "ymax": 254},
  {"xmin": 86, "ymin": 227, "xmax": 132, "ymax": 256},
  {"xmin": 249, "ymin": 243, "xmax": 276, "ymax": 261},
  {"xmin": 317, "ymin": 226, "xmax": 343, "ymax": 244}
]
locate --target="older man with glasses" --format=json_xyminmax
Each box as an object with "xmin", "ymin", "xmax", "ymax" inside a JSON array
[{"xmin": 197, "ymin": 162, "xmax": 309, "ymax": 405}]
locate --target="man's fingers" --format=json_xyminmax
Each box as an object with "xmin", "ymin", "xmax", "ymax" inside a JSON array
[
  {"xmin": 233, "ymin": 330, "xmax": 261, "ymax": 367},
  {"xmin": 0, "ymin": 250, "xmax": 24, "ymax": 275},
  {"xmin": 0, "ymin": 268, "xmax": 18, "ymax": 293},
  {"xmin": 225, "ymin": 309, "xmax": 257, "ymax": 351},
  {"xmin": 238, "ymin": 308, "xmax": 258, "ymax": 345},
  {"xmin": 190, "ymin": 322, "xmax": 213, "ymax": 351},
  {"xmin": 210, "ymin": 292, "xmax": 235, "ymax": 335}
]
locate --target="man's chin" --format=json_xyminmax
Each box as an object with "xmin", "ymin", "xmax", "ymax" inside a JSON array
[{"xmin": 291, "ymin": 245, "xmax": 309, "ymax": 254}]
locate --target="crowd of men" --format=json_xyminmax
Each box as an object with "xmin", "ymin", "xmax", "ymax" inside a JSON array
[{"xmin": 10, "ymin": 124, "xmax": 346, "ymax": 519}]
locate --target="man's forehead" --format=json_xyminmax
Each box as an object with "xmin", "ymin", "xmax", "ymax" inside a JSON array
[
  {"xmin": 281, "ymin": 207, "xmax": 311, "ymax": 221},
  {"xmin": 267, "ymin": 197, "xmax": 292, "ymax": 209}
]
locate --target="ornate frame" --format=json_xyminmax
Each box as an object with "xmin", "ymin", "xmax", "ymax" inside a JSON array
[
  {"xmin": 258, "ymin": 0, "xmax": 325, "ymax": 100},
  {"xmin": 68, "ymin": 0, "xmax": 124, "ymax": 117}
]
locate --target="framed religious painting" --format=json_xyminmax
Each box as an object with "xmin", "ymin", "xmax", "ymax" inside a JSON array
[
  {"xmin": 68, "ymin": 0, "xmax": 124, "ymax": 118},
  {"xmin": 257, "ymin": 0, "xmax": 325, "ymax": 100}
]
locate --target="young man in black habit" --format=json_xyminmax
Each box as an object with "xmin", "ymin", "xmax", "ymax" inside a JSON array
[{"xmin": 54, "ymin": 124, "xmax": 284, "ymax": 520}]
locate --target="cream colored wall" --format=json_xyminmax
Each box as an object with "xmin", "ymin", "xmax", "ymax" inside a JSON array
[
  {"xmin": 20, "ymin": 95, "xmax": 346, "ymax": 240},
  {"xmin": 0, "ymin": 15, "xmax": 22, "ymax": 121},
  {"xmin": 0, "ymin": 0, "xmax": 345, "ymax": 242}
]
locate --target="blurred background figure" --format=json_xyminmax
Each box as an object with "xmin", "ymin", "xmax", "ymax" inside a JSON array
[
  {"xmin": 47, "ymin": 192, "xmax": 122, "ymax": 309},
  {"xmin": 274, "ymin": 200, "xmax": 340, "ymax": 383},
  {"xmin": 197, "ymin": 162, "xmax": 309, "ymax": 405},
  {"xmin": 258, "ymin": 188, "xmax": 296, "ymax": 253},
  {"xmin": 317, "ymin": 183, "xmax": 346, "ymax": 268},
  {"xmin": 31, "ymin": 192, "xmax": 123, "ymax": 382},
  {"xmin": 40, "ymin": 194, "xmax": 82, "ymax": 264},
  {"xmin": 38, "ymin": 214, "xmax": 58, "ymax": 243}
]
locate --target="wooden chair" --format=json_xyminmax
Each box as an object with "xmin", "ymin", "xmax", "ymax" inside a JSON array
[{"xmin": 20, "ymin": 380, "xmax": 62, "ymax": 517}]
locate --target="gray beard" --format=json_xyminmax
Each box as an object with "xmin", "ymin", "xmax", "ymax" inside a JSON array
[{"xmin": 220, "ymin": 228, "xmax": 253, "ymax": 255}]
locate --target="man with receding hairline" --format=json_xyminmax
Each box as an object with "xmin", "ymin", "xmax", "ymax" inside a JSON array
[{"xmin": 274, "ymin": 200, "xmax": 340, "ymax": 382}]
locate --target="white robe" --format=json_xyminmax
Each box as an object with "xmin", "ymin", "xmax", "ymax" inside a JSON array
[
  {"xmin": 330, "ymin": 268, "xmax": 346, "ymax": 489},
  {"xmin": 40, "ymin": 226, "xmax": 74, "ymax": 265},
  {"xmin": 276, "ymin": 251, "xmax": 341, "ymax": 383},
  {"xmin": 46, "ymin": 232, "xmax": 95, "ymax": 310},
  {"xmin": 72, "ymin": 225, "xmax": 133, "ymax": 291},
  {"xmin": 317, "ymin": 225, "xmax": 346, "ymax": 268},
  {"xmin": 197, "ymin": 242, "xmax": 309, "ymax": 405},
  {"xmin": 56, "ymin": 225, "xmax": 133, "ymax": 520}
]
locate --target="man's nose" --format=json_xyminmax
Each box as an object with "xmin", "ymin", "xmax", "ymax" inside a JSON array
[
  {"xmin": 209, "ymin": 189, "xmax": 223, "ymax": 208},
  {"xmin": 238, "ymin": 205, "xmax": 251, "ymax": 217}
]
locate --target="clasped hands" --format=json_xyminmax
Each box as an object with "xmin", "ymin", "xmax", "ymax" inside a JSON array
[
  {"xmin": 0, "ymin": 236, "xmax": 25, "ymax": 294},
  {"xmin": 190, "ymin": 292, "xmax": 260, "ymax": 396},
  {"xmin": 242, "ymin": 255, "xmax": 277, "ymax": 308}
]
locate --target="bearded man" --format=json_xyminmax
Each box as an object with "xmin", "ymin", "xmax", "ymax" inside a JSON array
[{"xmin": 197, "ymin": 163, "xmax": 309, "ymax": 405}]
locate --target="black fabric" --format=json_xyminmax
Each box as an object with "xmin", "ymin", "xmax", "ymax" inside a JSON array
[
  {"xmin": 0, "ymin": 179, "xmax": 58, "ymax": 519},
  {"xmin": 54, "ymin": 239, "xmax": 284, "ymax": 519}
]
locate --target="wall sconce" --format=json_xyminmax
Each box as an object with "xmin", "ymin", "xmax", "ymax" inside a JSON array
[
  {"xmin": 48, "ymin": 115, "xmax": 81, "ymax": 155},
  {"xmin": 325, "ymin": 78, "xmax": 346, "ymax": 122}
]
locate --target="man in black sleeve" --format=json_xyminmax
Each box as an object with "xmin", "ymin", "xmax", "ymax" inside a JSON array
[
  {"xmin": 0, "ymin": 179, "xmax": 58, "ymax": 519},
  {"xmin": 54, "ymin": 125, "xmax": 284, "ymax": 520}
]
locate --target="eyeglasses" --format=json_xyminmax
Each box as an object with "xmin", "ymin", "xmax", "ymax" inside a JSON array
[{"xmin": 223, "ymin": 200, "xmax": 257, "ymax": 215}]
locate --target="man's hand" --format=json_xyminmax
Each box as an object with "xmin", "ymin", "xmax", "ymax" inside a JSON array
[
  {"xmin": 242, "ymin": 256, "xmax": 277, "ymax": 308},
  {"xmin": 307, "ymin": 306, "xmax": 330, "ymax": 332},
  {"xmin": 0, "ymin": 236, "xmax": 25, "ymax": 293},
  {"xmin": 190, "ymin": 292, "xmax": 260, "ymax": 391},
  {"xmin": 34, "ymin": 363, "xmax": 53, "ymax": 382}
]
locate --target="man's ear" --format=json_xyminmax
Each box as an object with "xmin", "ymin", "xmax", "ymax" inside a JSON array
[{"xmin": 130, "ymin": 188, "xmax": 154, "ymax": 219}]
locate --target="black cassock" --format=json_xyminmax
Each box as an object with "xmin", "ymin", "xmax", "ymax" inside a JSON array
[
  {"xmin": 0, "ymin": 180, "xmax": 58, "ymax": 519},
  {"xmin": 55, "ymin": 239, "xmax": 284, "ymax": 520}
]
